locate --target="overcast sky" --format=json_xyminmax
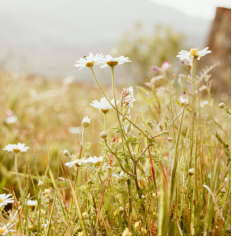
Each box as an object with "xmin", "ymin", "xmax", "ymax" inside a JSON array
[{"xmin": 150, "ymin": 0, "xmax": 231, "ymax": 20}]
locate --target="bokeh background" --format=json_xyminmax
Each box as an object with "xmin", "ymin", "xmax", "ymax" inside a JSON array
[{"xmin": 0, "ymin": 0, "xmax": 231, "ymax": 193}]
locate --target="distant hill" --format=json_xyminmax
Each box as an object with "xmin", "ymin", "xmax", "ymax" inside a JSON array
[{"xmin": 0, "ymin": 0, "xmax": 211, "ymax": 80}]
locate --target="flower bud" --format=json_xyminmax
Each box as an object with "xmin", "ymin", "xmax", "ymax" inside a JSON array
[
  {"xmin": 100, "ymin": 131, "xmax": 108, "ymax": 139},
  {"xmin": 188, "ymin": 168, "xmax": 194, "ymax": 176},
  {"xmin": 78, "ymin": 231, "xmax": 84, "ymax": 236},
  {"xmin": 134, "ymin": 221, "xmax": 141, "ymax": 229},
  {"xmin": 141, "ymin": 227, "xmax": 148, "ymax": 235},
  {"xmin": 122, "ymin": 228, "xmax": 132, "ymax": 236},
  {"xmin": 44, "ymin": 189, "xmax": 51, "ymax": 194},
  {"xmin": 219, "ymin": 103, "xmax": 225, "ymax": 108},
  {"xmin": 63, "ymin": 149, "xmax": 70, "ymax": 156},
  {"xmin": 114, "ymin": 210, "xmax": 118, "ymax": 216},
  {"xmin": 82, "ymin": 116, "xmax": 90, "ymax": 128}
]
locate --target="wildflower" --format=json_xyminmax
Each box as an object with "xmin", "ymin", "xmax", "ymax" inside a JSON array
[
  {"xmin": 219, "ymin": 102, "xmax": 225, "ymax": 108},
  {"xmin": 78, "ymin": 231, "xmax": 84, "ymax": 236},
  {"xmin": 44, "ymin": 189, "xmax": 51, "ymax": 194},
  {"xmin": 5, "ymin": 116, "xmax": 17, "ymax": 124},
  {"xmin": 200, "ymin": 100, "xmax": 209, "ymax": 107},
  {"xmin": 90, "ymin": 98, "xmax": 115, "ymax": 113},
  {"xmin": 177, "ymin": 47, "xmax": 211, "ymax": 66},
  {"xmin": 100, "ymin": 55, "xmax": 131, "ymax": 68},
  {"xmin": 121, "ymin": 86, "xmax": 135, "ymax": 108},
  {"xmin": 68, "ymin": 127, "xmax": 81, "ymax": 134},
  {"xmin": 83, "ymin": 156, "xmax": 104, "ymax": 164},
  {"xmin": 122, "ymin": 228, "xmax": 132, "ymax": 236},
  {"xmin": 26, "ymin": 200, "xmax": 37, "ymax": 206},
  {"xmin": 179, "ymin": 96, "xmax": 189, "ymax": 106},
  {"xmin": 0, "ymin": 194, "xmax": 14, "ymax": 208},
  {"xmin": 152, "ymin": 61, "xmax": 170, "ymax": 72},
  {"xmin": 38, "ymin": 180, "xmax": 43, "ymax": 187},
  {"xmin": 100, "ymin": 131, "xmax": 108, "ymax": 139},
  {"xmin": 3, "ymin": 143, "xmax": 29, "ymax": 153},
  {"xmin": 0, "ymin": 223, "xmax": 15, "ymax": 235},
  {"xmin": 82, "ymin": 212, "xmax": 88, "ymax": 219},
  {"xmin": 63, "ymin": 149, "xmax": 70, "ymax": 156},
  {"xmin": 6, "ymin": 109, "xmax": 14, "ymax": 117},
  {"xmin": 188, "ymin": 168, "xmax": 194, "ymax": 176},
  {"xmin": 65, "ymin": 159, "xmax": 85, "ymax": 168},
  {"xmin": 112, "ymin": 171, "xmax": 124, "ymax": 179},
  {"xmin": 82, "ymin": 116, "xmax": 90, "ymax": 128},
  {"xmin": 74, "ymin": 53, "xmax": 104, "ymax": 70}
]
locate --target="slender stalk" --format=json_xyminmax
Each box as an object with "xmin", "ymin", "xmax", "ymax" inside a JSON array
[
  {"xmin": 90, "ymin": 67, "xmax": 148, "ymax": 138},
  {"xmin": 82, "ymin": 127, "xmax": 85, "ymax": 156},
  {"xmin": 104, "ymin": 113, "xmax": 106, "ymax": 131},
  {"xmin": 14, "ymin": 154, "xmax": 23, "ymax": 201}
]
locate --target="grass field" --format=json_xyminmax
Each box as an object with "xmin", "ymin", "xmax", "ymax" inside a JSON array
[{"xmin": 0, "ymin": 50, "xmax": 231, "ymax": 236}]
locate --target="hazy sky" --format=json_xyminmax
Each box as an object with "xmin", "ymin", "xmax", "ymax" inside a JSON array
[{"xmin": 150, "ymin": 0, "xmax": 231, "ymax": 20}]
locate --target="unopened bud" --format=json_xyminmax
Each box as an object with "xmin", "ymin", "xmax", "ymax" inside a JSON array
[
  {"xmin": 114, "ymin": 210, "xmax": 118, "ymax": 216},
  {"xmin": 63, "ymin": 149, "xmax": 70, "ymax": 156},
  {"xmin": 100, "ymin": 131, "xmax": 108, "ymax": 139},
  {"xmin": 219, "ymin": 103, "xmax": 225, "ymax": 108},
  {"xmin": 82, "ymin": 116, "xmax": 90, "ymax": 128},
  {"xmin": 134, "ymin": 221, "xmax": 141, "ymax": 229},
  {"xmin": 44, "ymin": 189, "xmax": 51, "ymax": 194},
  {"xmin": 122, "ymin": 228, "xmax": 132, "ymax": 236},
  {"xmin": 188, "ymin": 168, "xmax": 194, "ymax": 176}
]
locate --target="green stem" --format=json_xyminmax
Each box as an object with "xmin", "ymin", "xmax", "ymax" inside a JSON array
[
  {"xmin": 90, "ymin": 67, "xmax": 148, "ymax": 138},
  {"xmin": 15, "ymin": 154, "xmax": 23, "ymax": 201},
  {"xmin": 104, "ymin": 113, "xmax": 106, "ymax": 131}
]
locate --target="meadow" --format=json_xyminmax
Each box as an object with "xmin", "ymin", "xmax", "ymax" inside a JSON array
[{"xmin": 0, "ymin": 49, "xmax": 231, "ymax": 236}]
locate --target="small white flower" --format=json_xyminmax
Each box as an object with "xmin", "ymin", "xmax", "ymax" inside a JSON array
[
  {"xmin": 82, "ymin": 156, "xmax": 104, "ymax": 164},
  {"xmin": 26, "ymin": 200, "xmax": 37, "ymax": 206},
  {"xmin": 3, "ymin": 143, "xmax": 30, "ymax": 153},
  {"xmin": 5, "ymin": 116, "xmax": 17, "ymax": 124},
  {"xmin": 90, "ymin": 98, "xmax": 116, "ymax": 113},
  {"xmin": 68, "ymin": 127, "xmax": 81, "ymax": 134},
  {"xmin": 65, "ymin": 159, "xmax": 85, "ymax": 168},
  {"xmin": 74, "ymin": 53, "xmax": 104, "ymax": 70},
  {"xmin": 0, "ymin": 223, "xmax": 15, "ymax": 235},
  {"xmin": 177, "ymin": 47, "xmax": 211, "ymax": 66},
  {"xmin": 82, "ymin": 116, "xmax": 90, "ymax": 128},
  {"xmin": 63, "ymin": 149, "xmax": 70, "ymax": 157},
  {"xmin": 200, "ymin": 100, "xmax": 209, "ymax": 108},
  {"xmin": 100, "ymin": 55, "xmax": 131, "ymax": 68},
  {"xmin": 0, "ymin": 194, "xmax": 14, "ymax": 208},
  {"xmin": 188, "ymin": 168, "xmax": 194, "ymax": 176},
  {"xmin": 38, "ymin": 180, "xmax": 43, "ymax": 187},
  {"xmin": 179, "ymin": 96, "xmax": 189, "ymax": 106}
]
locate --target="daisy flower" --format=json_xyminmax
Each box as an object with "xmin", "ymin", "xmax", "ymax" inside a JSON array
[
  {"xmin": 177, "ymin": 47, "xmax": 211, "ymax": 66},
  {"xmin": 90, "ymin": 98, "xmax": 116, "ymax": 114},
  {"xmin": 83, "ymin": 156, "xmax": 104, "ymax": 164},
  {"xmin": 0, "ymin": 223, "xmax": 15, "ymax": 235},
  {"xmin": 0, "ymin": 193, "xmax": 14, "ymax": 208},
  {"xmin": 26, "ymin": 200, "xmax": 37, "ymax": 206},
  {"xmin": 74, "ymin": 53, "xmax": 104, "ymax": 70},
  {"xmin": 82, "ymin": 116, "xmax": 90, "ymax": 128},
  {"xmin": 3, "ymin": 143, "xmax": 29, "ymax": 153},
  {"xmin": 100, "ymin": 55, "xmax": 131, "ymax": 68},
  {"xmin": 179, "ymin": 96, "xmax": 189, "ymax": 106},
  {"xmin": 38, "ymin": 180, "xmax": 43, "ymax": 187},
  {"xmin": 65, "ymin": 158, "xmax": 85, "ymax": 168}
]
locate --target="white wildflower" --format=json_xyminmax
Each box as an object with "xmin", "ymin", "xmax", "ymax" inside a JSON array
[
  {"xmin": 26, "ymin": 200, "xmax": 37, "ymax": 206},
  {"xmin": 65, "ymin": 159, "xmax": 85, "ymax": 168},
  {"xmin": 63, "ymin": 149, "xmax": 70, "ymax": 157},
  {"xmin": 68, "ymin": 127, "xmax": 81, "ymax": 134},
  {"xmin": 179, "ymin": 96, "xmax": 189, "ymax": 106},
  {"xmin": 112, "ymin": 171, "xmax": 124, "ymax": 179},
  {"xmin": 177, "ymin": 47, "xmax": 211, "ymax": 66},
  {"xmin": 3, "ymin": 143, "xmax": 29, "ymax": 153},
  {"xmin": 74, "ymin": 53, "xmax": 104, "ymax": 70},
  {"xmin": 82, "ymin": 156, "xmax": 104, "ymax": 164},
  {"xmin": 5, "ymin": 116, "xmax": 18, "ymax": 124},
  {"xmin": 188, "ymin": 168, "xmax": 194, "ymax": 176},
  {"xmin": 0, "ymin": 194, "xmax": 14, "ymax": 208},
  {"xmin": 0, "ymin": 223, "xmax": 15, "ymax": 235},
  {"xmin": 100, "ymin": 55, "xmax": 131, "ymax": 68},
  {"xmin": 90, "ymin": 98, "xmax": 115, "ymax": 114},
  {"xmin": 82, "ymin": 116, "xmax": 90, "ymax": 128}
]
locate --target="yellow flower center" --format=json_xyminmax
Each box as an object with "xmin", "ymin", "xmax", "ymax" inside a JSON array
[
  {"xmin": 101, "ymin": 109, "xmax": 110, "ymax": 114},
  {"xmin": 0, "ymin": 197, "xmax": 3, "ymax": 203},
  {"xmin": 85, "ymin": 61, "xmax": 95, "ymax": 67},
  {"xmin": 0, "ymin": 227, "xmax": 5, "ymax": 234},
  {"xmin": 13, "ymin": 148, "xmax": 20, "ymax": 153},
  {"xmin": 189, "ymin": 48, "xmax": 199, "ymax": 58},
  {"xmin": 107, "ymin": 61, "xmax": 118, "ymax": 67}
]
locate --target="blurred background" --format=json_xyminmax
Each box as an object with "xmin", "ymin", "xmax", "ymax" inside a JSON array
[
  {"xmin": 0, "ymin": 0, "xmax": 231, "ymax": 93},
  {"xmin": 0, "ymin": 0, "xmax": 231, "ymax": 192}
]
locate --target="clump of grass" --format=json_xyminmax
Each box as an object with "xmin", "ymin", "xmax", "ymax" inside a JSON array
[{"xmin": 0, "ymin": 49, "xmax": 231, "ymax": 236}]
